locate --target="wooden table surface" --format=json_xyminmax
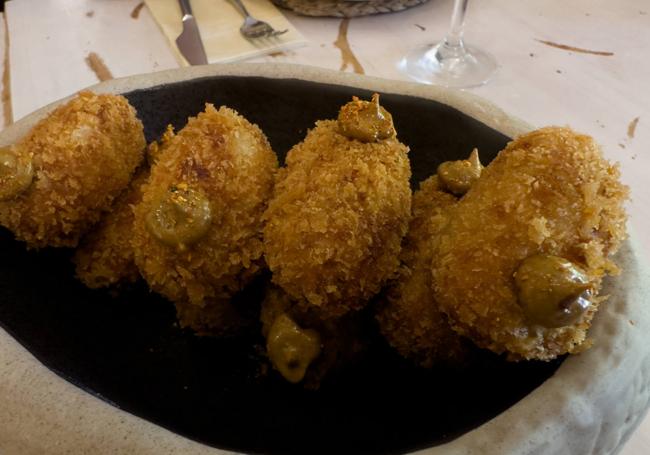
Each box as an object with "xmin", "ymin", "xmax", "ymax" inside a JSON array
[{"xmin": 2, "ymin": 0, "xmax": 649, "ymax": 453}]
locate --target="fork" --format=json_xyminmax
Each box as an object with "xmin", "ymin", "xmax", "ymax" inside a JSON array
[{"xmin": 229, "ymin": 0, "xmax": 288, "ymax": 39}]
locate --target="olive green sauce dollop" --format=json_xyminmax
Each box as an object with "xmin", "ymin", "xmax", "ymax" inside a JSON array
[
  {"xmin": 337, "ymin": 93, "xmax": 395, "ymax": 143},
  {"xmin": 146, "ymin": 184, "xmax": 212, "ymax": 249},
  {"xmin": 514, "ymin": 254, "xmax": 593, "ymax": 328},
  {"xmin": 437, "ymin": 148, "xmax": 482, "ymax": 196},
  {"xmin": 266, "ymin": 313, "xmax": 322, "ymax": 384}
]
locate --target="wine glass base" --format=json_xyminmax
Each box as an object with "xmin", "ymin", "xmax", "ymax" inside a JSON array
[{"xmin": 399, "ymin": 42, "xmax": 497, "ymax": 88}]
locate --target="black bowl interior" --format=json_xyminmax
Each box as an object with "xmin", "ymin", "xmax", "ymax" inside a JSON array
[{"xmin": 0, "ymin": 76, "xmax": 562, "ymax": 455}]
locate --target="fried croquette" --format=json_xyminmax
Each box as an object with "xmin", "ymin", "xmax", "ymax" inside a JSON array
[
  {"xmin": 73, "ymin": 169, "xmax": 148, "ymax": 288},
  {"xmin": 146, "ymin": 124, "xmax": 175, "ymax": 166},
  {"xmin": 263, "ymin": 95, "xmax": 411, "ymax": 319},
  {"xmin": 73, "ymin": 127, "xmax": 176, "ymax": 288},
  {"xmin": 377, "ymin": 176, "xmax": 468, "ymax": 367},
  {"xmin": 131, "ymin": 104, "xmax": 278, "ymax": 334},
  {"xmin": 432, "ymin": 127, "xmax": 628, "ymax": 360},
  {"xmin": 261, "ymin": 286, "xmax": 366, "ymax": 387},
  {"xmin": 0, "ymin": 91, "xmax": 145, "ymax": 248}
]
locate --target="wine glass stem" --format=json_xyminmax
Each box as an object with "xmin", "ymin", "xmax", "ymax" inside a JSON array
[
  {"xmin": 443, "ymin": 0, "xmax": 469, "ymax": 51},
  {"xmin": 398, "ymin": 0, "xmax": 496, "ymax": 87}
]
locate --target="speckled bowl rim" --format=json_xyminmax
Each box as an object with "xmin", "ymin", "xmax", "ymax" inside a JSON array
[{"xmin": 0, "ymin": 63, "xmax": 648, "ymax": 455}]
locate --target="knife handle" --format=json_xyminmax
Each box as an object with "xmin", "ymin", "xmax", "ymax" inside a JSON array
[{"xmin": 178, "ymin": 0, "xmax": 194, "ymax": 16}]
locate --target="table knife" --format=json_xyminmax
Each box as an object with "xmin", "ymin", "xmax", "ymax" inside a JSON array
[{"xmin": 176, "ymin": 0, "xmax": 208, "ymax": 65}]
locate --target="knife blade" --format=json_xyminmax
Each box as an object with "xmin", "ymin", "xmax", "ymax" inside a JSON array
[{"xmin": 175, "ymin": 0, "xmax": 208, "ymax": 66}]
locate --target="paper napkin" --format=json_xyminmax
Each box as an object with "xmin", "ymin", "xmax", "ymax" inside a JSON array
[{"xmin": 145, "ymin": 0, "xmax": 307, "ymax": 65}]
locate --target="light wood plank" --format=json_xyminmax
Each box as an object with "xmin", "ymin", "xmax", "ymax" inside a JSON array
[
  {"xmin": 0, "ymin": 11, "xmax": 8, "ymax": 129},
  {"xmin": 6, "ymin": 0, "xmax": 179, "ymax": 121}
]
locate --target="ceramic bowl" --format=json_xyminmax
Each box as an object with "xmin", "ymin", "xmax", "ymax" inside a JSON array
[{"xmin": 0, "ymin": 63, "xmax": 648, "ymax": 455}]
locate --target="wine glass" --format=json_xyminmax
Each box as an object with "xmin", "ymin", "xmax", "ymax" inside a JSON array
[{"xmin": 399, "ymin": 0, "xmax": 497, "ymax": 88}]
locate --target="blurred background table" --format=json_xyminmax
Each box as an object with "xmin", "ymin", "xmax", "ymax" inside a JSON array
[{"xmin": 1, "ymin": 0, "xmax": 648, "ymax": 453}]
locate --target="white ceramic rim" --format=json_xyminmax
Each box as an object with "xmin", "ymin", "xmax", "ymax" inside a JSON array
[{"xmin": 0, "ymin": 63, "xmax": 648, "ymax": 455}]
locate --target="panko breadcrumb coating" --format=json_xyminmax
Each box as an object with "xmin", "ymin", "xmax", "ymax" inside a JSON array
[
  {"xmin": 146, "ymin": 124, "xmax": 176, "ymax": 166},
  {"xmin": 377, "ymin": 176, "xmax": 468, "ymax": 367},
  {"xmin": 432, "ymin": 127, "xmax": 628, "ymax": 360},
  {"xmin": 132, "ymin": 104, "xmax": 278, "ymax": 335},
  {"xmin": 0, "ymin": 91, "xmax": 145, "ymax": 248},
  {"xmin": 263, "ymin": 96, "xmax": 411, "ymax": 319},
  {"xmin": 261, "ymin": 286, "xmax": 366, "ymax": 388},
  {"xmin": 73, "ymin": 126, "xmax": 176, "ymax": 288},
  {"xmin": 74, "ymin": 169, "xmax": 148, "ymax": 288}
]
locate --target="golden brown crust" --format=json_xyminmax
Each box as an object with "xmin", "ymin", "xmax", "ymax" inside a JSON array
[
  {"xmin": 131, "ymin": 104, "xmax": 278, "ymax": 334},
  {"xmin": 432, "ymin": 127, "xmax": 629, "ymax": 360},
  {"xmin": 377, "ymin": 176, "xmax": 468, "ymax": 367},
  {"xmin": 0, "ymin": 91, "xmax": 145, "ymax": 248},
  {"xmin": 175, "ymin": 299, "xmax": 249, "ymax": 337},
  {"xmin": 263, "ymin": 119, "xmax": 411, "ymax": 319},
  {"xmin": 73, "ymin": 169, "xmax": 149, "ymax": 288},
  {"xmin": 73, "ymin": 127, "xmax": 176, "ymax": 289},
  {"xmin": 146, "ymin": 124, "xmax": 175, "ymax": 166}
]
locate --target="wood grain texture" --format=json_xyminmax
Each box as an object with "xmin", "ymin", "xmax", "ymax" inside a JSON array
[
  {"xmin": 535, "ymin": 39, "xmax": 615, "ymax": 56},
  {"xmin": 5, "ymin": 0, "xmax": 179, "ymax": 121},
  {"xmin": 85, "ymin": 52, "xmax": 113, "ymax": 81}
]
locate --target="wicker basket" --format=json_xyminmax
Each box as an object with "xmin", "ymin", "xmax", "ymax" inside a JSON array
[{"xmin": 271, "ymin": 0, "xmax": 430, "ymax": 17}]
